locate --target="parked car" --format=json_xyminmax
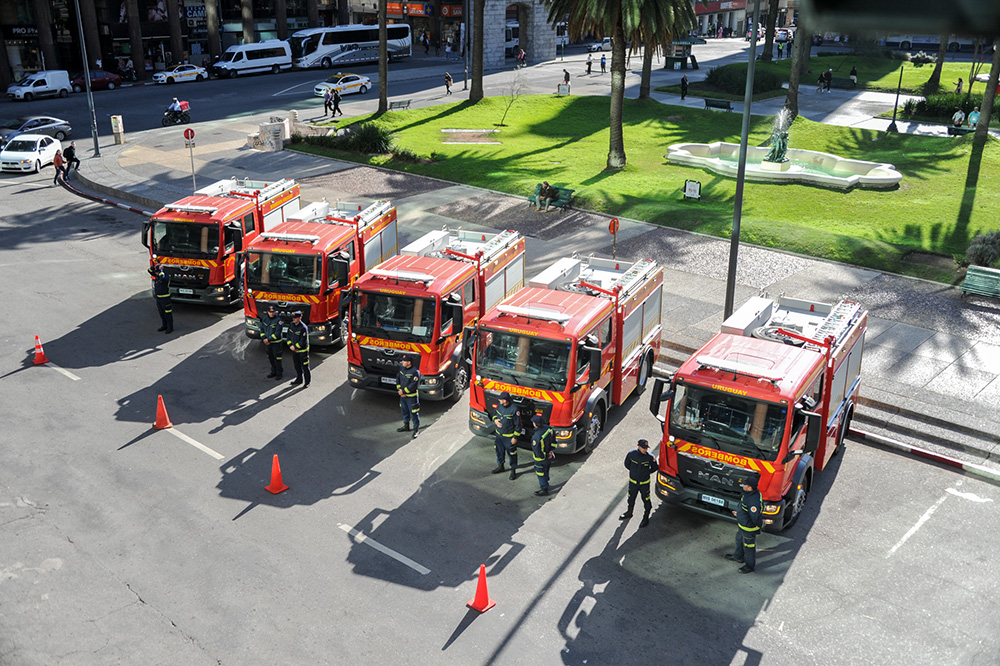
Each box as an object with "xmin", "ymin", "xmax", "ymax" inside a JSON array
[
  {"xmin": 153, "ymin": 64, "xmax": 208, "ymax": 84},
  {"xmin": 587, "ymin": 37, "xmax": 612, "ymax": 52},
  {"xmin": 0, "ymin": 116, "xmax": 72, "ymax": 148},
  {"xmin": 0, "ymin": 134, "xmax": 61, "ymax": 173},
  {"xmin": 6, "ymin": 70, "xmax": 72, "ymax": 101},
  {"xmin": 313, "ymin": 72, "xmax": 371, "ymax": 97},
  {"xmin": 775, "ymin": 29, "xmax": 792, "ymax": 43},
  {"xmin": 71, "ymin": 69, "xmax": 122, "ymax": 93}
]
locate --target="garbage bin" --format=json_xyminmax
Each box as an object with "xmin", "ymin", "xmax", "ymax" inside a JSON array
[{"xmin": 110, "ymin": 115, "xmax": 125, "ymax": 145}]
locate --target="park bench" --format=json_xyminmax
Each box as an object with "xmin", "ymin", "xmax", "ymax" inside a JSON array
[
  {"xmin": 948, "ymin": 126, "xmax": 976, "ymax": 136},
  {"xmin": 528, "ymin": 183, "xmax": 575, "ymax": 210},
  {"xmin": 830, "ymin": 77, "xmax": 856, "ymax": 89},
  {"xmin": 704, "ymin": 98, "xmax": 734, "ymax": 111},
  {"xmin": 959, "ymin": 265, "xmax": 1000, "ymax": 299},
  {"xmin": 388, "ymin": 99, "xmax": 412, "ymax": 111}
]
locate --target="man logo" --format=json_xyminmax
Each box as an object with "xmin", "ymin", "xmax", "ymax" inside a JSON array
[{"xmin": 697, "ymin": 471, "xmax": 735, "ymax": 486}]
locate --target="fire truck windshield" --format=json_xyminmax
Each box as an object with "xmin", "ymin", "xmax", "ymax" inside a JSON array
[
  {"xmin": 151, "ymin": 220, "xmax": 220, "ymax": 260},
  {"xmin": 668, "ymin": 383, "xmax": 787, "ymax": 461},
  {"xmin": 246, "ymin": 252, "xmax": 321, "ymax": 295},
  {"xmin": 476, "ymin": 328, "xmax": 570, "ymax": 391},
  {"xmin": 352, "ymin": 291, "xmax": 437, "ymax": 343}
]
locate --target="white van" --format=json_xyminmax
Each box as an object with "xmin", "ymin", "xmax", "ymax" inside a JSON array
[
  {"xmin": 212, "ymin": 40, "xmax": 293, "ymax": 78},
  {"xmin": 6, "ymin": 70, "xmax": 72, "ymax": 101}
]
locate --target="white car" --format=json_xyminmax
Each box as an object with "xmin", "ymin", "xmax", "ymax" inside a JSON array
[
  {"xmin": 153, "ymin": 64, "xmax": 208, "ymax": 85},
  {"xmin": 314, "ymin": 72, "xmax": 371, "ymax": 97},
  {"xmin": 0, "ymin": 133, "xmax": 61, "ymax": 173},
  {"xmin": 587, "ymin": 37, "xmax": 612, "ymax": 52}
]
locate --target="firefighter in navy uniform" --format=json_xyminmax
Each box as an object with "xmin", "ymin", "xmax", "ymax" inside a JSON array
[
  {"xmin": 260, "ymin": 305, "xmax": 285, "ymax": 381},
  {"xmin": 396, "ymin": 355, "xmax": 421, "ymax": 438},
  {"xmin": 620, "ymin": 439, "xmax": 657, "ymax": 527},
  {"xmin": 727, "ymin": 475, "xmax": 763, "ymax": 574},
  {"xmin": 148, "ymin": 263, "xmax": 173, "ymax": 333},
  {"xmin": 286, "ymin": 311, "xmax": 310, "ymax": 388},
  {"xmin": 491, "ymin": 392, "xmax": 522, "ymax": 480},
  {"xmin": 530, "ymin": 413, "xmax": 555, "ymax": 496}
]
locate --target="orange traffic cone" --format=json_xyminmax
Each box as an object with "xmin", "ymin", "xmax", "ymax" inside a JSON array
[
  {"xmin": 265, "ymin": 454, "xmax": 289, "ymax": 494},
  {"xmin": 466, "ymin": 564, "xmax": 496, "ymax": 613},
  {"xmin": 32, "ymin": 335, "xmax": 49, "ymax": 365},
  {"xmin": 154, "ymin": 395, "xmax": 173, "ymax": 430}
]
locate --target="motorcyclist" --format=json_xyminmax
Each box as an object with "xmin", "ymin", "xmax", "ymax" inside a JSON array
[{"xmin": 168, "ymin": 97, "xmax": 182, "ymax": 113}]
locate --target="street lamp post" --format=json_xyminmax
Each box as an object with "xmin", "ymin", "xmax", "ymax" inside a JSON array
[
  {"xmin": 462, "ymin": 0, "xmax": 469, "ymax": 90},
  {"xmin": 887, "ymin": 64, "xmax": 904, "ymax": 133},
  {"xmin": 73, "ymin": 0, "xmax": 101, "ymax": 157}
]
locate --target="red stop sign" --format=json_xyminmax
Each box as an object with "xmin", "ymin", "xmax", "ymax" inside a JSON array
[
  {"xmin": 184, "ymin": 128, "xmax": 195, "ymax": 140},
  {"xmin": 609, "ymin": 218, "xmax": 620, "ymax": 235}
]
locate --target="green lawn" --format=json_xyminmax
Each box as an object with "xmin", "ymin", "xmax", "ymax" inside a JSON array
[{"xmin": 291, "ymin": 95, "xmax": 1000, "ymax": 282}]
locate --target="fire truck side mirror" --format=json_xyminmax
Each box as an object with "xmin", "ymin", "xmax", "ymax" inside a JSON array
[
  {"xmin": 585, "ymin": 346, "xmax": 602, "ymax": 385},
  {"xmin": 648, "ymin": 378, "xmax": 673, "ymax": 423},
  {"xmin": 332, "ymin": 257, "xmax": 350, "ymax": 287},
  {"xmin": 461, "ymin": 326, "xmax": 476, "ymax": 363},
  {"xmin": 141, "ymin": 221, "xmax": 150, "ymax": 248}
]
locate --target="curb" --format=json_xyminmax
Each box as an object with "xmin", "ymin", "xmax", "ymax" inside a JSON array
[
  {"xmin": 62, "ymin": 176, "xmax": 154, "ymax": 216},
  {"xmin": 850, "ymin": 427, "xmax": 1000, "ymax": 487}
]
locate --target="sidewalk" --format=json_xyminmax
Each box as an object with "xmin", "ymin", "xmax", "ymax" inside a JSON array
[{"xmin": 71, "ymin": 76, "xmax": 1000, "ymax": 466}]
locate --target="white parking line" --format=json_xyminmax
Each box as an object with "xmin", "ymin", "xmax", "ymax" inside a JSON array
[
  {"xmin": 338, "ymin": 523, "xmax": 430, "ymax": 575},
  {"xmin": 273, "ymin": 81, "xmax": 314, "ymax": 96},
  {"xmin": 165, "ymin": 427, "xmax": 224, "ymax": 460},
  {"xmin": 887, "ymin": 493, "xmax": 948, "ymax": 558},
  {"xmin": 47, "ymin": 363, "xmax": 80, "ymax": 381}
]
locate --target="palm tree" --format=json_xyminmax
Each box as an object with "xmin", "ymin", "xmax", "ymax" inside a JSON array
[
  {"xmin": 782, "ymin": 17, "xmax": 809, "ymax": 119},
  {"xmin": 377, "ymin": 0, "xmax": 388, "ymax": 113},
  {"xmin": 470, "ymin": 0, "xmax": 485, "ymax": 102},
  {"xmin": 631, "ymin": 0, "xmax": 695, "ymax": 100},
  {"xmin": 548, "ymin": 0, "xmax": 693, "ymax": 167},
  {"xmin": 758, "ymin": 0, "xmax": 778, "ymax": 63},
  {"xmin": 976, "ymin": 38, "xmax": 999, "ymax": 141},
  {"xmin": 926, "ymin": 34, "xmax": 949, "ymax": 90}
]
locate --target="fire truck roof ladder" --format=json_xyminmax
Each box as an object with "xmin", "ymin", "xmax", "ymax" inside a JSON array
[
  {"xmin": 261, "ymin": 232, "xmax": 320, "ymax": 244},
  {"xmin": 813, "ymin": 300, "xmax": 862, "ymax": 347},
  {"xmin": 474, "ymin": 229, "xmax": 520, "ymax": 262},
  {"xmin": 613, "ymin": 259, "xmax": 658, "ymax": 298},
  {"xmin": 356, "ymin": 200, "xmax": 392, "ymax": 226},
  {"xmin": 230, "ymin": 178, "xmax": 296, "ymax": 198},
  {"xmin": 369, "ymin": 268, "xmax": 435, "ymax": 285},
  {"xmin": 165, "ymin": 204, "xmax": 218, "ymax": 214},
  {"xmin": 496, "ymin": 304, "xmax": 572, "ymax": 325}
]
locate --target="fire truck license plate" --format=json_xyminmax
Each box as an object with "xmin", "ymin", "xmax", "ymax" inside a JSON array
[
  {"xmin": 381, "ymin": 376, "xmax": 396, "ymax": 385},
  {"xmin": 178, "ymin": 288, "xmax": 194, "ymax": 295},
  {"xmin": 701, "ymin": 494, "xmax": 726, "ymax": 507}
]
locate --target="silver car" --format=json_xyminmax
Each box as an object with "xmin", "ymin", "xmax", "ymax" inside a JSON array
[{"xmin": 0, "ymin": 115, "xmax": 72, "ymax": 148}]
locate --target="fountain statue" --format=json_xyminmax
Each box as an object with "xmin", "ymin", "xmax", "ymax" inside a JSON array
[{"xmin": 762, "ymin": 108, "xmax": 791, "ymax": 170}]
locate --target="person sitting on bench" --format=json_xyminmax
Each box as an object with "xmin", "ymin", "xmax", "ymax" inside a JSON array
[{"xmin": 536, "ymin": 181, "xmax": 558, "ymax": 212}]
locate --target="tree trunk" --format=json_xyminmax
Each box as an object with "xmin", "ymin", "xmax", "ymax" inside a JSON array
[
  {"xmin": 241, "ymin": 0, "xmax": 254, "ymax": 44},
  {"xmin": 783, "ymin": 20, "xmax": 807, "ymax": 119},
  {"xmin": 798, "ymin": 18, "xmax": 812, "ymax": 76},
  {"xmin": 167, "ymin": 0, "xmax": 185, "ymax": 63},
  {"xmin": 976, "ymin": 38, "xmax": 1000, "ymax": 140},
  {"xmin": 926, "ymin": 34, "xmax": 948, "ymax": 89},
  {"xmin": 378, "ymin": 0, "xmax": 388, "ymax": 113},
  {"xmin": 126, "ymin": 0, "xmax": 145, "ymax": 80},
  {"xmin": 638, "ymin": 42, "xmax": 653, "ymax": 99},
  {"xmin": 760, "ymin": 0, "xmax": 778, "ymax": 63},
  {"xmin": 469, "ymin": 0, "xmax": 485, "ymax": 102},
  {"xmin": 607, "ymin": 16, "xmax": 627, "ymax": 169},
  {"xmin": 206, "ymin": 0, "xmax": 221, "ymax": 62},
  {"xmin": 275, "ymin": 0, "xmax": 288, "ymax": 40}
]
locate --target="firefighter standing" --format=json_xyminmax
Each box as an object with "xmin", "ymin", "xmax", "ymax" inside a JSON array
[
  {"xmin": 620, "ymin": 439, "xmax": 656, "ymax": 527},
  {"xmin": 727, "ymin": 476, "xmax": 763, "ymax": 574},
  {"xmin": 260, "ymin": 306, "xmax": 285, "ymax": 381},
  {"xmin": 148, "ymin": 263, "xmax": 173, "ymax": 334},
  {"xmin": 492, "ymin": 392, "xmax": 522, "ymax": 480},
  {"xmin": 286, "ymin": 311, "xmax": 310, "ymax": 388},
  {"xmin": 396, "ymin": 355, "xmax": 421, "ymax": 438},
  {"xmin": 531, "ymin": 414, "xmax": 555, "ymax": 496}
]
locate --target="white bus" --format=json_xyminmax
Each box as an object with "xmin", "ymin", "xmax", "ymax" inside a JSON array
[
  {"xmin": 290, "ymin": 24, "xmax": 412, "ymax": 69},
  {"xmin": 881, "ymin": 34, "xmax": 978, "ymax": 52},
  {"xmin": 211, "ymin": 40, "xmax": 292, "ymax": 78},
  {"xmin": 556, "ymin": 22, "xmax": 569, "ymax": 47},
  {"xmin": 505, "ymin": 21, "xmax": 519, "ymax": 56}
]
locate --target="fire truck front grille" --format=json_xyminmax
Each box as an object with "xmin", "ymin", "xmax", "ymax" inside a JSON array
[
  {"xmin": 359, "ymin": 345, "xmax": 420, "ymax": 377},
  {"xmin": 164, "ymin": 266, "xmax": 210, "ymax": 288},
  {"xmin": 257, "ymin": 301, "xmax": 311, "ymax": 326},
  {"xmin": 676, "ymin": 451, "xmax": 745, "ymax": 499}
]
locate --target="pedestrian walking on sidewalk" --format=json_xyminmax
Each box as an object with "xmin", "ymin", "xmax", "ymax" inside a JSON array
[
  {"xmin": 954, "ymin": 78, "xmax": 963, "ymax": 94},
  {"xmin": 260, "ymin": 305, "xmax": 285, "ymax": 380},
  {"xmin": 148, "ymin": 263, "xmax": 173, "ymax": 333},
  {"xmin": 726, "ymin": 475, "xmax": 763, "ymax": 574},
  {"xmin": 332, "ymin": 88, "xmax": 343, "ymax": 116},
  {"xmin": 586, "ymin": 53, "xmax": 592, "ymax": 75},
  {"xmin": 445, "ymin": 42, "xmax": 452, "ymax": 60},
  {"xmin": 396, "ymin": 355, "xmax": 421, "ymax": 438},
  {"xmin": 63, "ymin": 141, "xmax": 80, "ymax": 178},
  {"xmin": 287, "ymin": 311, "xmax": 310, "ymax": 388},
  {"xmin": 619, "ymin": 439, "xmax": 656, "ymax": 527},
  {"xmin": 680, "ymin": 74, "xmax": 688, "ymax": 100},
  {"xmin": 444, "ymin": 72, "xmax": 453, "ymax": 95},
  {"xmin": 52, "ymin": 150, "xmax": 66, "ymax": 185},
  {"xmin": 600, "ymin": 54, "xmax": 606, "ymax": 74},
  {"xmin": 323, "ymin": 89, "xmax": 333, "ymax": 116}
]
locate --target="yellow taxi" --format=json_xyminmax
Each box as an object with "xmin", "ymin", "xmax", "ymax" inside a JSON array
[
  {"xmin": 153, "ymin": 64, "xmax": 208, "ymax": 85},
  {"xmin": 313, "ymin": 72, "xmax": 371, "ymax": 97}
]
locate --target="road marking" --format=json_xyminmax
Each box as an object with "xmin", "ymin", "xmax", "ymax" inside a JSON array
[
  {"xmin": 165, "ymin": 427, "xmax": 224, "ymax": 460},
  {"xmin": 338, "ymin": 523, "xmax": 430, "ymax": 575},
  {"xmin": 273, "ymin": 81, "xmax": 314, "ymax": 96},
  {"xmin": 47, "ymin": 363, "xmax": 80, "ymax": 381},
  {"xmin": 887, "ymin": 493, "xmax": 948, "ymax": 558},
  {"xmin": 946, "ymin": 487, "xmax": 993, "ymax": 503}
]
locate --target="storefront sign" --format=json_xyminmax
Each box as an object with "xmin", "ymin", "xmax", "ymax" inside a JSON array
[
  {"xmin": 407, "ymin": 4, "xmax": 433, "ymax": 16},
  {"xmin": 440, "ymin": 4, "xmax": 462, "ymax": 17},
  {"xmin": 2, "ymin": 25, "xmax": 40, "ymax": 39},
  {"xmin": 695, "ymin": 0, "xmax": 746, "ymax": 13}
]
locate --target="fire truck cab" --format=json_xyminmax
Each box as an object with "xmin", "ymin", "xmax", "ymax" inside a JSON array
[
  {"xmin": 242, "ymin": 199, "xmax": 398, "ymax": 347},
  {"xmin": 649, "ymin": 295, "xmax": 867, "ymax": 530},
  {"xmin": 348, "ymin": 228, "xmax": 525, "ymax": 401},
  {"xmin": 142, "ymin": 178, "xmax": 301, "ymax": 305},
  {"xmin": 469, "ymin": 254, "xmax": 663, "ymax": 454}
]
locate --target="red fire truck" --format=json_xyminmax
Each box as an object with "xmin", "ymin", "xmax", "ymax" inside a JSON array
[
  {"xmin": 142, "ymin": 178, "xmax": 301, "ymax": 305},
  {"xmin": 648, "ymin": 295, "xmax": 867, "ymax": 530},
  {"xmin": 242, "ymin": 199, "xmax": 399, "ymax": 347},
  {"xmin": 347, "ymin": 228, "xmax": 525, "ymax": 400},
  {"xmin": 468, "ymin": 255, "xmax": 663, "ymax": 454}
]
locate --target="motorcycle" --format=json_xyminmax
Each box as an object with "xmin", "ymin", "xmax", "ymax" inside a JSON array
[{"xmin": 162, "ymin": 103, "xmax": 191, "ymax": 126}]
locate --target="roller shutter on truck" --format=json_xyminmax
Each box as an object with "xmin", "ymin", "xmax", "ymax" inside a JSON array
[
  {"xmin": 363, "ymin": 219, "xmax": 398, "ymax": 271},
  {"xmin": 484, "ymin": 255, "xmax": 524, "ymax": 312}
]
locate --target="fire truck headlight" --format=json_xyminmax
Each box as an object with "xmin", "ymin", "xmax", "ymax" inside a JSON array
[
  {"xmin": 348, "ymin": 365, "xmax": 362, "ymax": 378},
  {"xmin": 315, "ymin": 324, "xmax": 327, "ymax": 332},
  {"xmin": 245, "ymin": 317, "xmax": 260, "ymax": 329},
  {"xmin": 470, "ymin": 411, "xmax": 486, "ymax": 425},
  {"xmin": 424, "ymin": 377, "xmax": 439, "ymax": 386},
  {"xmin": 764, "ymin": 504, "xmax": 781, "ymax": 514},
  {"xmin": 555, "ymin": 429, "xmax": 574, "ymax": 439}
]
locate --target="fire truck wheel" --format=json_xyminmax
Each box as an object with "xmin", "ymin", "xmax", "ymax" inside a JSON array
[
  {"xmin": 783, "ymin": 473, "xmax": 811, "ymax": 530},
  {"xmin": 333, "ymin": 321, "xmax": 349, "ymax": 350},
  {"xmin": 452, "ymin": 366, "xmax": 469, "ymax": 402},
  {"xmin": 834, "ymin": 407, "xmax": 853, "ymax": 456},
  {"xmin": 583, "ymin": 406, "xmax": 605, "ymax": 454}
]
